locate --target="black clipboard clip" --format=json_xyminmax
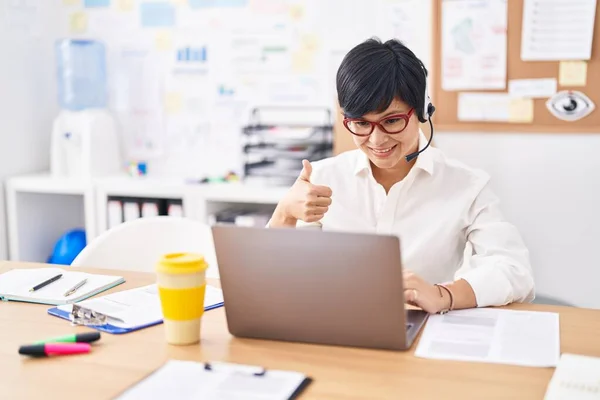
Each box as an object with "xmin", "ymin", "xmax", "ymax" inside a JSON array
[{"xmin": 203, "ymin": 362, "xmax": 267, "ymax": 376}]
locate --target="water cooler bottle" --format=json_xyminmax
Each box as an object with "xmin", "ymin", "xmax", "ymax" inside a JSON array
[{"xmin": 51, "ymin": 39, "xmax": 121, "ymax": 180}]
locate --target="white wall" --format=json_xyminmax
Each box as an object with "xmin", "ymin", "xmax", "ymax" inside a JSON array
[
  {"xmin": 436, "ymin": 133, "xmax": 600, "ymax": 309},
  {"xmin": 1, "ymin": 1, "xmax": 598, "ymax": 310},
  {"xmin": 0, "ymin": 2, "xmax": 62, "ymax": 260}
]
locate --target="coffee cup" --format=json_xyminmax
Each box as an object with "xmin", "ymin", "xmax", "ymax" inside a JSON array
[{"xmin": 156, "ymin": 253, "xmax": 208, "ymax": 345}]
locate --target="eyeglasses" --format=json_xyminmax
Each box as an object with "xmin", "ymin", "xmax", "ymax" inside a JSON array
[{"xmin": 343, "ymin": 108, "xmax": 415, "ymax": 137}]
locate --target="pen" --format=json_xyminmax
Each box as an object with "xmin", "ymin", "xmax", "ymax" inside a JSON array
[
  {"xmin": 63, "ymin": 278, "xmax": 87, "ymax": 297},
  {"xmin": 34, "ymin": 332, "xmax": 101, "ymax": 345},
  {"xmin": 18, "ymin": 343, "xmax": 91, "ymax": 357},
  {"xmin": 29, "ymin": 274, "xmax": 63, "ymax": 292}
]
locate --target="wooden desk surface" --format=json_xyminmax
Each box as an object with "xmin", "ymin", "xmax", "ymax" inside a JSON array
[{"xmin": 1, "ymin": 262, "xmax": 600, "ymax": 400}]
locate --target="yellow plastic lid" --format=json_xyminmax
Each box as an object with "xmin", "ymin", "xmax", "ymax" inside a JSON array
[{"xmin": 156, "ymin": 253, "xmax": 208, "ymax": 275}]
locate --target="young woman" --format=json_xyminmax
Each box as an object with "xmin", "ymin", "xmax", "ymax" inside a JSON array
[{"xmin": 269, "ymin": 38, "xmax": 534, "ymax": 314}]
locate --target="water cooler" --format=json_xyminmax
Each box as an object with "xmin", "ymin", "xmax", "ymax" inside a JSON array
[{"xmin": 51, "ymin": 39, "xmax": 121, "ymax": 180}]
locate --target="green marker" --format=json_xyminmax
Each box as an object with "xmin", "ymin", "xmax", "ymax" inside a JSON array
[{"xmin": 34, "ymin": 332, "xmax": 101, "ymax": 344}]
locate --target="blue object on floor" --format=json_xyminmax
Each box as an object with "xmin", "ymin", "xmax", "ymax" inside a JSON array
[{"xmin": 48, "ymin": 229, "xmax": 87, "ymax": 265}]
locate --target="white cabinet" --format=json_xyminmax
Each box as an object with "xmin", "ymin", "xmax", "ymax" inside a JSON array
[
  {"xmin": 5, "ymin": 173, "xmax": 288, "ymax": 263},
  {"xmin": 5, "ymin": 174, "xmax": 96, "ymax": 262}
]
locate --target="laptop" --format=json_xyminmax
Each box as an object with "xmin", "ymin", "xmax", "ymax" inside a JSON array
[{"xmin": 211, "ymin": 225, "xmax": 428, "ymax": 351}]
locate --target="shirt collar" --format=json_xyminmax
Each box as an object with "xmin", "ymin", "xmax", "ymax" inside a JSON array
[{"xmin": 353, "ymin": 130, "xmax": 434, "ymax": 176}]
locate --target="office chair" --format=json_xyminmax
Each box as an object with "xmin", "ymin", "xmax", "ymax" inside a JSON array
[{"xmin": 71, "ymin": 216, "xmax": 219, "ymax": 278}]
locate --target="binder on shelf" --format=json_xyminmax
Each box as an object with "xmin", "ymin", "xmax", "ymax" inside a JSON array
[
  {"xmin": 107, "ymin": 200, "xmax": 123, "ymax": 228},
  {"xmin": 123, "ymin": 201, "xmax": 140, "ymax": 222},
  {"xmin": 167, "ymin": 200, "xmax": 184, "ymax": 217},
  {"xmin": 141, "ymin": 201, "xmax": 160, "ymax": 218}
]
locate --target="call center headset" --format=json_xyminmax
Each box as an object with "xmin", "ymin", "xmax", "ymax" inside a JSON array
[{"xmin": 405, "ymin": 65, "xmax": 436, "ymax": 163}]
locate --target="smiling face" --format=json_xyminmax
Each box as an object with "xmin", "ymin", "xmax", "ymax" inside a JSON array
[{"xmin": 350, "ymin": 98, "xmax": 420, "ymax": 170}]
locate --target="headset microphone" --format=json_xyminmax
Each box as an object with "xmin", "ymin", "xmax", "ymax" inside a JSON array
[{"xmin": 405, "ymin": 69, "xmax": 435, "ymax": 163}]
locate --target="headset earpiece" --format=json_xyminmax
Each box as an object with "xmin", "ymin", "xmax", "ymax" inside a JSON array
[
  {"xmin": 423, "ymin": 77, "xmax": 435, "ymax": 121},
  {"xmin": 428, "ymin": 103, "xmax": 436, "ymax": 118},
  {"xmin": 406, "ymin": 64, "xmax": 435, "ymax": 162}
]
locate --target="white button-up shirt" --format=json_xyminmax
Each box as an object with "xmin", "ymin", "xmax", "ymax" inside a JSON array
[{"xmin": 301, "ymin": 134, "xmax": 535, "ymax": 308}]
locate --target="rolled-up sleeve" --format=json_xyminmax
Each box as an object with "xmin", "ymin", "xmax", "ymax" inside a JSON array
[{"xmin": 457, "ymin": 183, "xmax": 535, "ymax": 308}]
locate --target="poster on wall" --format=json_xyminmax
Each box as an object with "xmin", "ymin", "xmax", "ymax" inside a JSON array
[
  {"xmin": 374, "ymin": 0, "xmax": 432, "ymax": 68},
  {"xmin": 113, "ymin": 47, "xmax": 166, "ymax": 159},
  {"xmin": 441, "ymin": 0, "xmax": 508, "ymax": 91},
  {"xmin": 521, "ymin": 0, "xmax": 597, "ymax": 61},
  {"xmin": 4, "ymin": 0, "xmax": 41, "ymax": 36}
]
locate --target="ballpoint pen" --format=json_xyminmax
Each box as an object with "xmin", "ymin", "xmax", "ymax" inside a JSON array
[
  {"xmin": 63, "ymin": 278, "xmax": 87, "ymax": 297},
  {"xmin": 29, "ymin": 274, "xmax": 62, "ymax": 292}
]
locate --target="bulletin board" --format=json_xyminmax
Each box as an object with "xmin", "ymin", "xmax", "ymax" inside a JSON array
[{"xmin": 431, "ymin": 0, "xmax": 600, "ymax": 133}]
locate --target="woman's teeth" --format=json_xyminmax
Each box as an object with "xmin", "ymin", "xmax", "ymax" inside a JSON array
[{"xmin": 371, "ymin": 146, "xmax": 394, "ymax": 154}]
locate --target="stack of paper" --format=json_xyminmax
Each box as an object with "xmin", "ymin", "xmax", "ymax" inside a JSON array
[{"xmin": 415, "ymin": 308, "xmax": 560, "ymax": 367}]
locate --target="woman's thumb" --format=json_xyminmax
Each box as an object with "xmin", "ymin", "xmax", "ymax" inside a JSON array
[{"xmin": 298, "ymin": 159, "xmax": 312, "ymax": 182}]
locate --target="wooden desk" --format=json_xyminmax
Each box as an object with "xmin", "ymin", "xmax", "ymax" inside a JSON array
[{"xmin": 1, "ymin": 262, "xmax": 600, "ymax": 400}]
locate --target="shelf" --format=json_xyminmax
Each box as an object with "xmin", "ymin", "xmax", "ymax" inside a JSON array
[
  {"xmin": 6, "ymin": 172, "xmax": 289, "ymax": 261},
  {"xmin": 95, "ymin": 175, "xmax": 190, "ymax": 198},
  {"xmin": 7, "ymin": 173, "xmax": 93, "ymax": 195},
  {"xmin": 93, "ymin": 175, "xmax": 288, "ymax": 204},
  {"xmin": 201, "ymin": 183, "xmax": 287, "ymax": 204}
]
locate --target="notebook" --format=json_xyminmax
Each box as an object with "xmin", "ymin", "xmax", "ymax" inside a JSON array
[
  {"xmin": 115, "ymin": 360, "xmax": 312, "ymax": 400},
  {"xmin": 0, "ymin": 267, "xmax": 124, "ymax": 305},
  {"xmin": 544, "ymin": 353, "xmax": 600, "ymax": 400},
  {"xmin": 48, "ymin": 284, "xmax": 224, "ymax": 334}
]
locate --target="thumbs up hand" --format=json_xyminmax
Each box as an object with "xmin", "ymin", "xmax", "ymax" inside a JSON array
[
  {"xmin": 272, "ymin": 159, "xmax": 333, "ymax": 226},
  {"xmin": 298, "ymin": 159, "xmax": 313, "ymax": 182}
]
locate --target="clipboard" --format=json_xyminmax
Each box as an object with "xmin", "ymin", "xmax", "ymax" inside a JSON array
[
  {"xmin": 46, "ymin": 301, "xmax": 224, "ymax": 334},
  {"xmin": 113, "ymin": 360, "xmax": 313, "ymax": 400},
  {"xmin": 46, "ymin": 284, "xmax": 225, "ymax": 334}
]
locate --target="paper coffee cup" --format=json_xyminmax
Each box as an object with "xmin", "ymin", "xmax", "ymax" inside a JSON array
[{"xmin": 156, "ymin": 253, "xmax": 208, "ymax": 345}]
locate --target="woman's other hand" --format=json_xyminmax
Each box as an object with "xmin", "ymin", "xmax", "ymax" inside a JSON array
[{"xmin": 403, "ymin": 269, "xmax": 450, "ymax": 314}]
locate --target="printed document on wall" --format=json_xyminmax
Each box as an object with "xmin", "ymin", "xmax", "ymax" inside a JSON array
[
  {"xmin": 113, "ymin": 47, "xmax": 165, "ymax": 159},
  {"xmin": 521, "ymin": 0, "xmax": 597, "ymax": 61},
  {"xmin": 457, "ymin": 93, "xmax": 510, "ymax": 122},
  {"xmin": 374, "ymin": 0, "xmax": 433, "ymax": 68},
  {"xmin": 441, "ymin": 0, "xmax": 508, "ymax": 91}
]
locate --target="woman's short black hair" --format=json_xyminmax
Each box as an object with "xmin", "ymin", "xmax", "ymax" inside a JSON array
[{"xmin": 336, "ymin": 38, "xmax": 429, "ymax": 122}]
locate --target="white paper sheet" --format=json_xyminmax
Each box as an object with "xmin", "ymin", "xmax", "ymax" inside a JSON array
[
  {"xmin": 509, "ymin": 78, "xmax": 557, "ymax": 98},
  {"xmin": 58, "ymin": 284, "xmax": 224, "ymax": 329},
  {"xmin": 415, "ymin": 308, "xmax": 560, "ymax": 367},
  {"xmin": 113, "ymin": 47, "xmax": 166, "ymax": 159},
  {"xmin": 544, "ymin": 353, "xmax": 600, "ymax": 400},
  {"xmin": 457, "ymin": 93, "xmax": 510, "ymax": 122},
  {"xmin": 374, "ymin": 0, "xmax": 432, "ymax": 67},
  {"xmin": 116, "ymin": 360, "xmax": 308, "ymax": 400},
  {"xmin": 521, "ymin": 0, "xmax": 597, "ymax": 61},
  {"xmin": 4, "ymin": 0, "xmax": 41, "ymax": 36},
  {"xmin": 441, "ymin": 0, "xmax": 508, "ymax": 90}
]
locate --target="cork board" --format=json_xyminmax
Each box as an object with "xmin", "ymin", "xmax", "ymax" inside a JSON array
[{"xmin": 431, "ymin": 0, "xmax": 600, "ymax": 133}]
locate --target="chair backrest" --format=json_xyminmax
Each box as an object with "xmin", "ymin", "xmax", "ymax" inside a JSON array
[{"xmin": 71, "ymin": 216, "xmax": 219, "ymax": 278}]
